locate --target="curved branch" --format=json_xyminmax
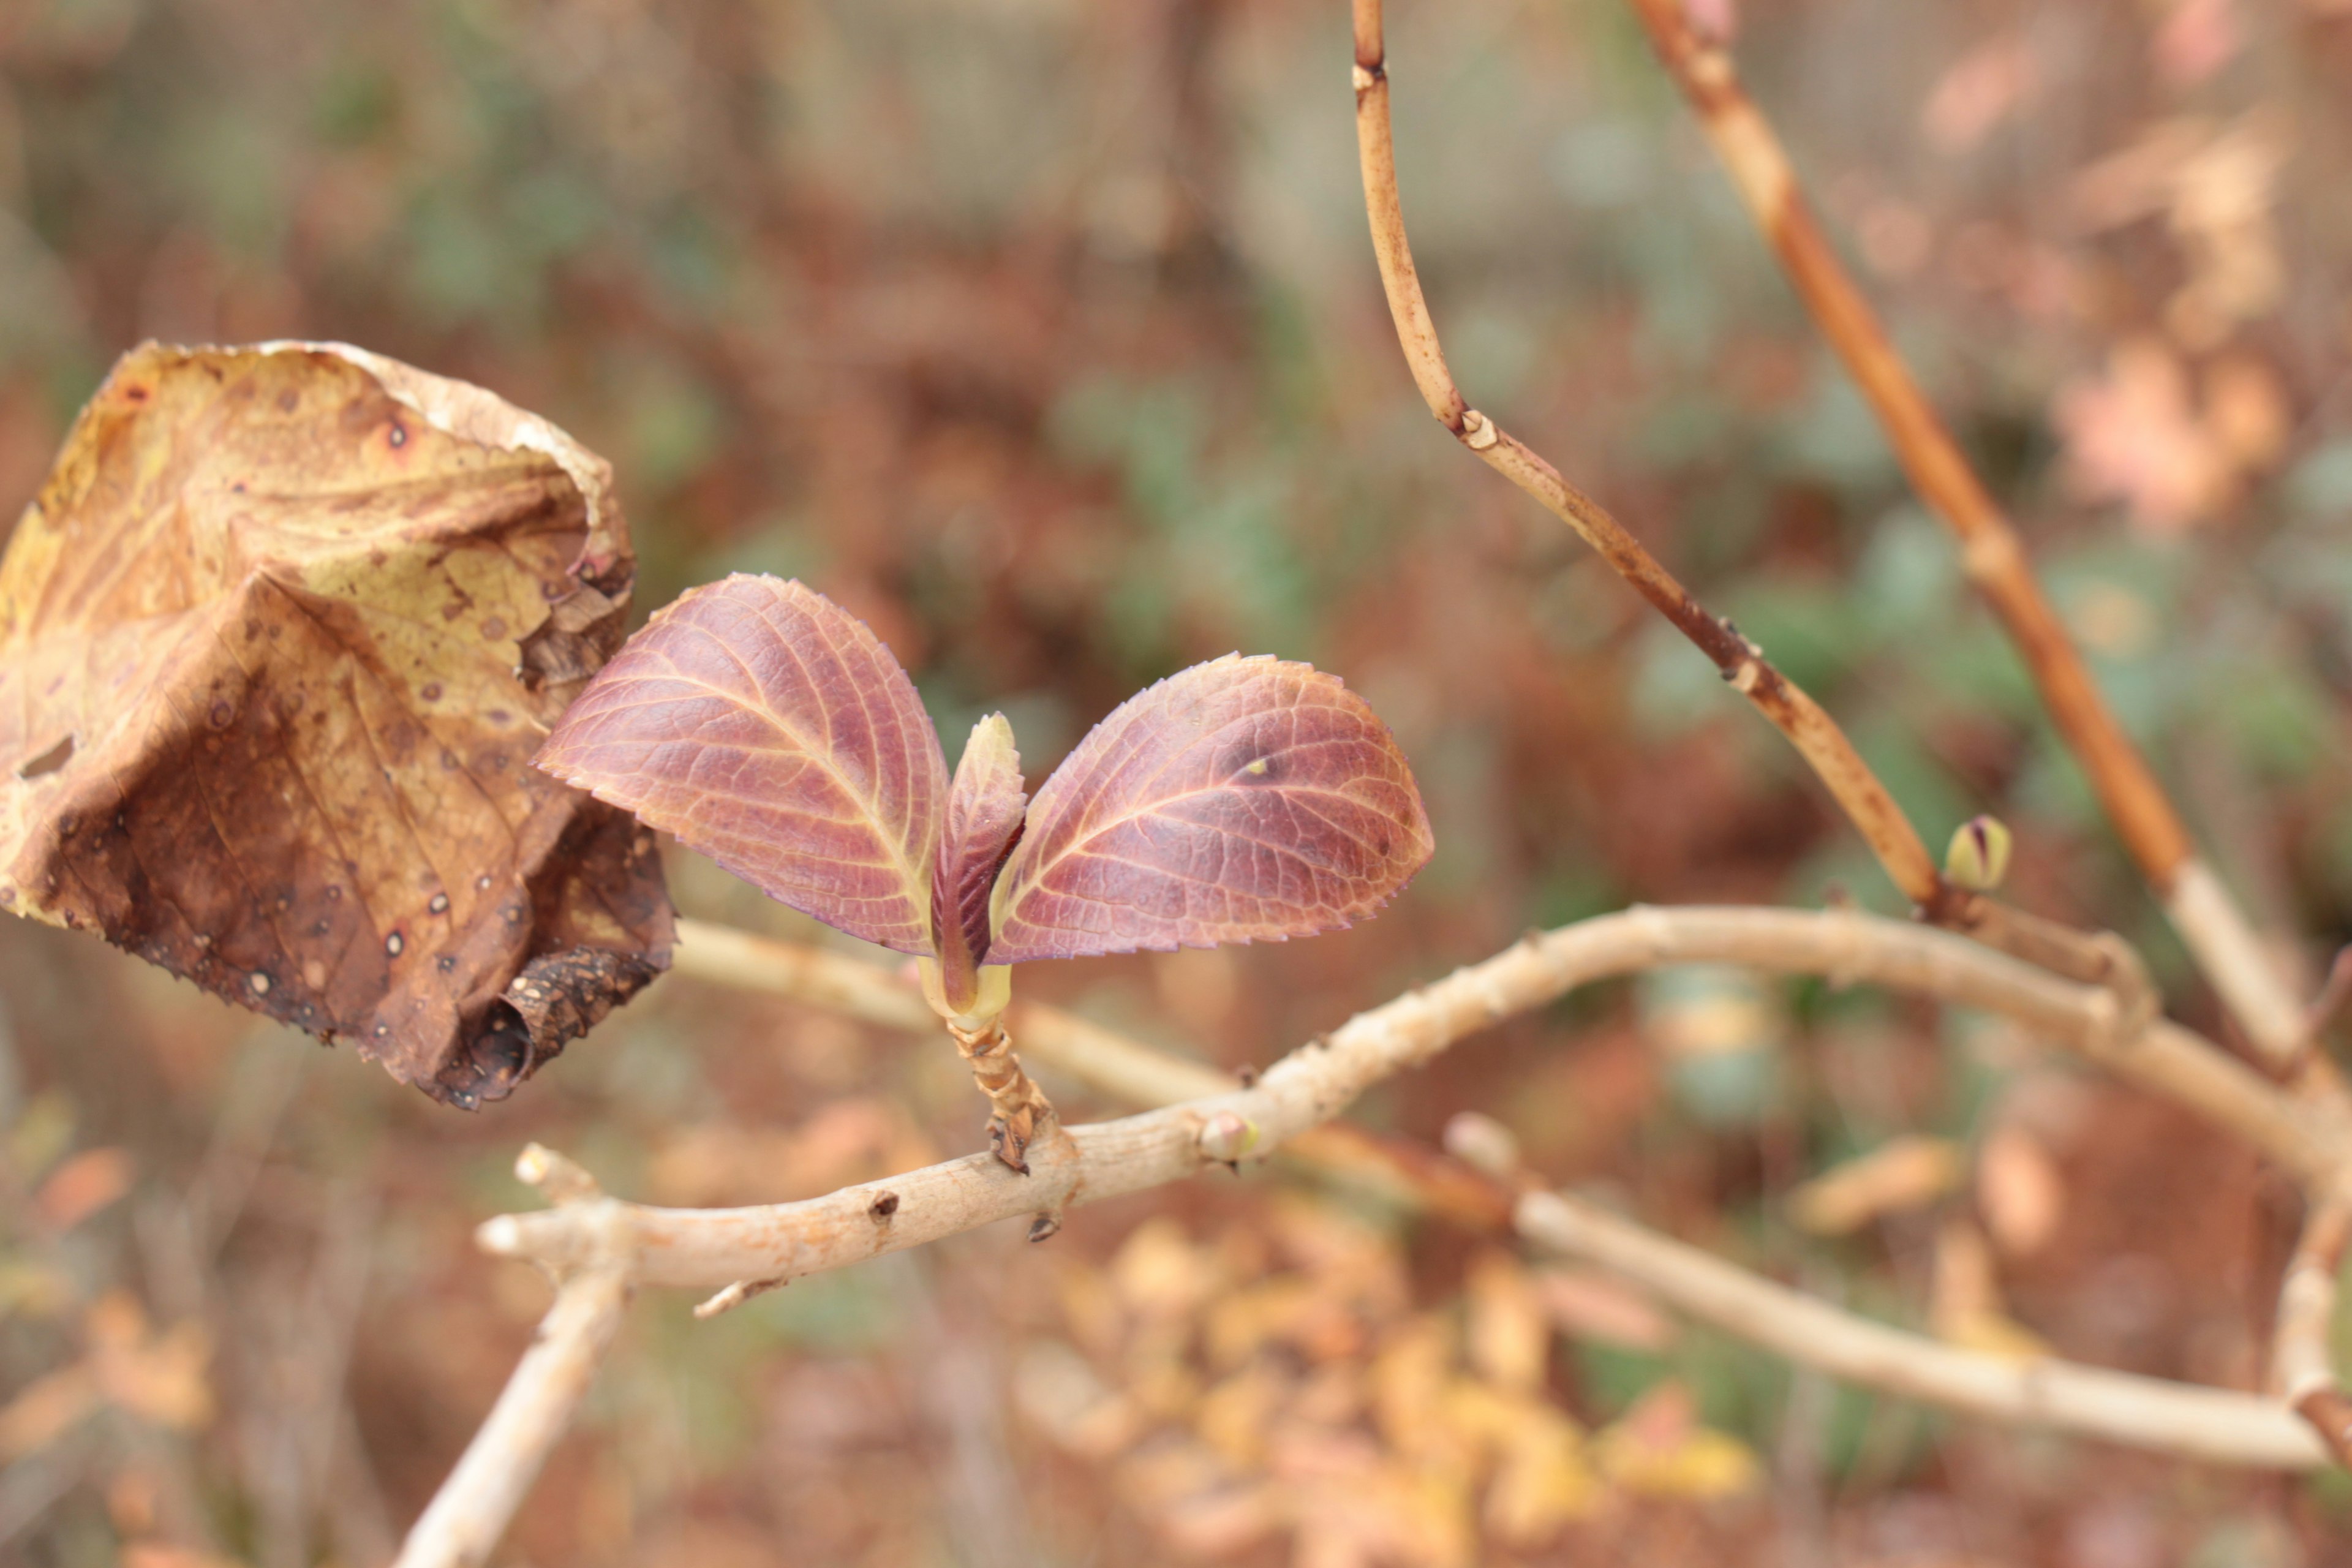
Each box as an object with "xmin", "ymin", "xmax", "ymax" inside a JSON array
[
  {"xmin": 402, "ymin": 905, "xmax": 2345, "ymax": 1565},
  {"xmin": 663, "ymin": 914, "xmax": 2335, "ymax": 1469},
  {"xmin": 2275, "ymin": 1197, "xmax": 2352, "ymax": 1463},
  {"xmin": 670, "ymin": 913, "xmax": 2337, "ymax": 1192},
  {"xmin": 1517, "ymin": 1189, "xmax": 2323, "ymax": 1469},
  {"xmin": 1617, "ymin": 0, "xmax": 2307, "ymax": 1065}
]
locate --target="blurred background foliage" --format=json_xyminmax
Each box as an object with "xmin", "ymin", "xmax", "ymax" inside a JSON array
[{"xmin": 0, "ymin": 0, "xmax": 2348, "ymax": 1562}]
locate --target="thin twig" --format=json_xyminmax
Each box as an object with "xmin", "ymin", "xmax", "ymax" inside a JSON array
[
  {"xmin": 2306, "ymin": 948, "xmax": 2352, "ymax": 1046},
  {"xmin": 1517, "ymin": 1188, "xmax": 2324, "ymax": 1468},
  {"xmin": 1349, "ymin": 0, "xmax": 1959, "ymax": 924},
  {"xmin": 391, "ymin": 1150, "xmax": 630, "ymax": 1568},
  {"xmin": 2275, "ymin": 1197, "xmax": 2352, "ymax": 1464},
  {"xmin": 1618, "ymin": 0, "xmax": 2307, "ymax": 1065}
]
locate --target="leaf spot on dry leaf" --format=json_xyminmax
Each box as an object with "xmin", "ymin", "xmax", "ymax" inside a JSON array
[
  {"xmin": 16, "ymin": 735, "xmax": 74, "ymax": 780},
  {"xmin": 385, "ymin": 932, "xmax": 404, "ymax": 958},
  {"xmin": 249, "ymin": 972, "xmax": 271, "ymax": 995}
]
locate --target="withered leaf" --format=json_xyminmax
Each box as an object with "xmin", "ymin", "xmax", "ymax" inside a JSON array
[
  {"xmin": 0, "ymin": 342, "xmax": 673, "ymax": 1107},
  {"xmin": 987, "ymin": 654, "xmax": 1433, "ymax": 963},
  {"xmin": 536, "ymin": 574, "xmax": 948, "ymax": 955},
  {"xmin": 930, "ymin": 713, "xmax": 1027, "ymax": 1007}
]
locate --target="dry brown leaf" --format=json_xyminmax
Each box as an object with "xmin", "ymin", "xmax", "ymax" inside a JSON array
[
  {"xmin": 1483, "ymin": 1409, "xmax": 1598, "ymax": 1544},
  {"xmin": 1977, "ymin": 1124, "xmax": 2066, "ymax": 1257},
  {"xmin": 1111, "ymin": 1216, "xmax": 1218, "ymax": 1322},
  {"xmin": 1592, "ymin": 1381, "xmax": 1760, "ymax": 1500},
  {"xmin": 1923, "ymin": 32, "xmax": 2039, "ymax": 153},
  {"xmin": 30, "ymin": 1144, "xmax": 133, "ymax": 1231},
  {"xmin": 1013, "ymin": 1338, "xmax": 1139, "ymax": 1459},
  {"xmin": 1532, "ymin": 1266, "xmax": 1676, "ymax": 1352},
  {"xmin": 0, "ymin": 1362, "xmax": 97, "ymax": 1460},
  {"xmin": 1463, "ymin": 1250, "xmax": 1547, "ymax": 1393},
  {"xmin": 2051, "ymin": 338, "xmax": 2288, "ymax": 531},
  {"xmin": 121, "ymin": 1547, "xmax": 248, "ymax": 1568},
  {"xmin": 1930, "ymin": 1219, "xmax": 2051, "ymax": 1360},
  {"xmin": 1197, "ymin": 1362, "xmax": 1290, "ymax": 1468},
  {"xmin": 0, "ymin": 342, "xmax": 672, "ymax": 1106},
  {"xmin": 1785, "ymin": 1135, "xmax": 1965, "ymax": 1236},
  {"xmin": 86, "ymin": 1290, "xmax": 213, "ymax": 1431},
  {"xmin": 2154, "ymin": 0, "xmax": 2241, "ymax": 86}
]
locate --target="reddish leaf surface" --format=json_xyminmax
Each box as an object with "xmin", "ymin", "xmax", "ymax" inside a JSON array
[
  {"xmin": 987, "ymin": 655, "xmax": 1432, "ymax": 963},
  {"xmin": 0, "ymin": 342, "xmax": 672, "ymax": 1107},
  {"xmin": 930, "ymin": 714, "xmax": 1027, "ymax": 1008},
  {"xmin": 537, "ymin": 575, "xmax": 949, "ymax": 954}
]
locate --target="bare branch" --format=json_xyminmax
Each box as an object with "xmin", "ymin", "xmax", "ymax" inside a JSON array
[
  {"xmin": 399, "ymin": 900, "xmax": 2346, "ymax": 1564},
  {"xmin": 2275, "ymin": 1197, "xmax": 2352, "ymax": 1464},
  {"xmin": 1618, "ymin": 0, "xmax": 2307, "ymax": 1065},
  {"xmin": 393, "ymin": 1148, "xmax": 630, "ymax": 1568},
  {"xmin": 2309, "ymin": 947, "xmax": 2352, "ymax": 1046},
  {"xmin": 1350, "ymin": 0, "xmax": 1959, "ymax": 922},
  {"xmin": 672, "ymin": 911, "xmax": 2339, "ymax": 1196},
  {"xmin": 1517, "ymin": 1189, "xmax": 2325, "ymax": 1469},
  {"xmin": 667, "ymin": 915, "xmax": 2338, "ymax": 1469}
]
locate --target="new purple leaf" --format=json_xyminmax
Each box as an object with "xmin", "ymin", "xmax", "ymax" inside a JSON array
[
  {"xmin": 985, "ymin": 654, "xmax": 1433, "ymax": 963},
  {"xmin": 535, "ymin": 575, "xmax": 948, "ymax": 954},
  {"xmin": 929, "ymin": 714, "xmax": 1028, "ymax": 1012}
]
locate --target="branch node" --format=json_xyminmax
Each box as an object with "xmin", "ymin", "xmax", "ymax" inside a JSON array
[
  {"xmin": 2296, "ymin": 1387, "xmax": 2352, "ymax": 1470},
  {"xmin": 1460, "ymin": 409, "xmax": 1501, "ymax": 450},
  {"xmin": 1198, "ymin": 1110, "xmax": 1262, "ymax": 1164},
  {"xmin": 1352, "ymin": 62, "xmax": 1380, "ymax": 92},
  {"xmin": 515, "ymin": 1143, "xmax": 601, "ymax": 1205},
  {"xmin": 1027, "ymin": 1210, "xmax": 1065, "ymax": 1243}
]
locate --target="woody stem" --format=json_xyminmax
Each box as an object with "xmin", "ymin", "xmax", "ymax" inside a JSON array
[{"xmin": 946, "ymin": 1014, "xmax": 1057, "ymax": 1177}]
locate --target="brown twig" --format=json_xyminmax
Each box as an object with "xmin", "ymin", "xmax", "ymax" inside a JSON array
[
  {"xmin": 1351, "ymin": 0, "xmax": 1957, "ymax": 925},
  {"xmin": 943, "ymin": 1014, "xmax": 1059, "ymax": 1177},
  {"xmin": 1617, "ymin": 0, "xmax": 2307, "ymax": 1065}
]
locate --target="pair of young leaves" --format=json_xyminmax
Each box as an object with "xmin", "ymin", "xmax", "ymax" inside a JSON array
[{"xmin": 537, "ymin": 575, "xmax": 1433, "ymax": 1017}]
